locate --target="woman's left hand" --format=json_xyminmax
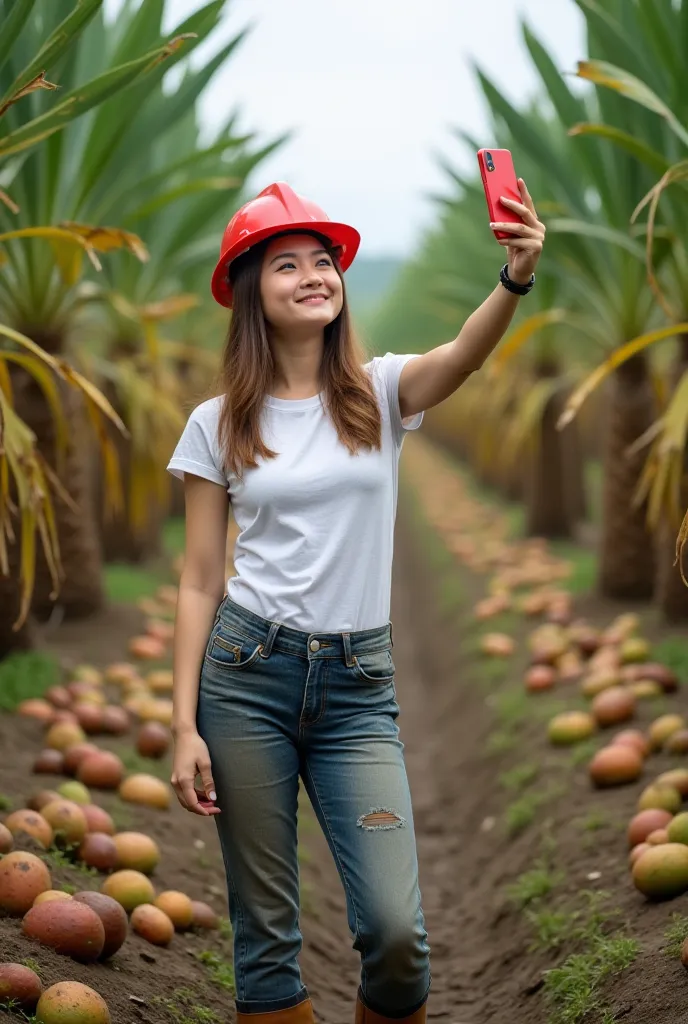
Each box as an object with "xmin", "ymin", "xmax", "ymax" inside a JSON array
[{"xmin": 490, "ymin": 178, "xmax": 545, "ymax": 286}]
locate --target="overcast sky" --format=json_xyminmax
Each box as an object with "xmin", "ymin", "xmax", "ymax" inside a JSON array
[{"xmin": 107, "ymin": 0, "xmax": 586, "ymax": 257}]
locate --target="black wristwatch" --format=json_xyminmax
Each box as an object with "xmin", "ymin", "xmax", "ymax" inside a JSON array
[{"xmin": 500, "ymin": 263, "xmax": 535, "ymax": 296}]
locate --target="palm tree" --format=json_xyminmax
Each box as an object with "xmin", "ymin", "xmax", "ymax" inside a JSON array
[
  {"xmin": 0, "ymin": 0, "xmax": 259, "ymax": 620},
  {"xmin": 555, "ymin": 1, "xmax": 688, "ymax": 618},
  {"xmin": 0, "ymin": 0, "xmax": 200, "ymax": 650},
  {"xmin": 80, "ymin": 57, "xmax": 284, "ymax": 562},
  {"xmin": 474, "ymin": 13, "xmax": 669, "ymax": 599}
]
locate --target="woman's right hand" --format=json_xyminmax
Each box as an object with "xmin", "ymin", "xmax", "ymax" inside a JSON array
[{"xmin": 171, "ymin": 729, "xmax": 221, "ymax": 816}]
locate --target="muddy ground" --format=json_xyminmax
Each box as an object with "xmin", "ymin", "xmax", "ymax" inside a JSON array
[{"xmin": 2, "ymin": 462, "xmax": 688, "ymax": 1023}]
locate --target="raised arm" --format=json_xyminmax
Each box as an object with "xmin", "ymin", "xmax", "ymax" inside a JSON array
[{"xmin": 398, "ymin": 179, "xmax": 545, "ymax": 419}]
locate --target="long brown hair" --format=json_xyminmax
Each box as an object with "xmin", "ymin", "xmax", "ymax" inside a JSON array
[{"xmin": 215, "ymin": 230, "xmax": 382, "ymax": 479}]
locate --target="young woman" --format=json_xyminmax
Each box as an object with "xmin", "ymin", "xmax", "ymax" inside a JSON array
[{"xmin": 168, "ymin": 181, "xmax": 545, "ymax": 1024}]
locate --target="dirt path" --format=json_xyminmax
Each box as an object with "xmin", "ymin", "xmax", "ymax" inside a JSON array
[
  {"xmin": 394, "ymin": 444, "xmax": 688, "ymax": 1024},
  {"xmin": 299, "ymin": 513, "xmax": 474, "ymax": 1022}
]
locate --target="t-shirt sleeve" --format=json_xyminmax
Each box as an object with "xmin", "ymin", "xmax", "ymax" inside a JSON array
[
  {"xmin": 372, "ymin": 351, "xmax": 424, "ymax": 446},
  {"xmin": 167, "ymin": 399, "xmax": 227, "ymax": 488}
]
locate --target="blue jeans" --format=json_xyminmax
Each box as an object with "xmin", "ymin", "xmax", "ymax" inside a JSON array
[{"xmin": 197, "ymin": 597, "xmax": 431, "ymax": 1017}]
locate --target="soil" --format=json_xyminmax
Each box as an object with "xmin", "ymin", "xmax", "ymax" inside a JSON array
[{"xmin": 3, "ymin": 462, "xmax": 688, "ymax": 1023}]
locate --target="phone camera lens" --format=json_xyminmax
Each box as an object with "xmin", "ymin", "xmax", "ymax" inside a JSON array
[{"xmin": 486, "ymin": 151, "xmax": 495, "ymax": 172}]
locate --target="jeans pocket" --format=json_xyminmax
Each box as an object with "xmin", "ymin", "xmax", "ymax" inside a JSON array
[
  {"xmin": 352, "ymin": 647, "xmax": 395, "ymax": 684},
  {"xmin": 206, "ymin": 625, "xmax": 264, "ymax": 671}
]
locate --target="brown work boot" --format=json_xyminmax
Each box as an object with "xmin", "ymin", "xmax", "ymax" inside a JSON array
[
  {"xmin": 355, "ymin": 989, "xmax": 427, "ymax": 1023},
  {"xmin": 236, "ymin": 998, "xmax": 315, "ymax": 1024}
]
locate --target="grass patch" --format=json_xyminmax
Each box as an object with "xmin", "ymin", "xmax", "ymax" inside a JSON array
[
  {"xmin": 646, "ymin": 696, "xmax": 670, "ymax": 718},
  {"xmin": 471, "ymin": 659, "xmax": 511, "ymax": 688},
  {"xmin": 463, "ymin": 617, "xmax": 519, "ymax": 657},
  {"xmin": 531, "ymin": 695, "xmax": 589, "ymax": 725},
  {"xmin": 297, "ymin": 812, "xmax": 318, "ymax": 836},
  {"xmin": 505, "ymin": 860, "xmax": 563, "ymax": 908},
  {"xmin": 404, "ymin": 486, "xmax": 454, "ymax": 576},
  {"xmin": 0, "ymin": 651, "xmax": 61, "ymax": 711},
  {"xmin": 300, "ymin": 879, "xmax": 315, "ymax": 914},
  {"xmin": 550, "ymin": 542, "xmax": 597, "ymax": 596},
  {"xmin": 43, "ymin": 845, "xmax": 98, "ymax": 878},
  {"xmin": 109, "ymin": 806, "xmax": 134, "ymax": 831},
  {"xmin": 653, "ymin": 638, "xmax": 688, "ymax": 681},
  {"xmin": 577, "ymin": 810, "xmax": 608, "ymax": 833},
  {"xmin": 490, "ymin": 687, "xmax": 530, "ymax": 729},
  {"xmin": 526, "ymin": 906, "xmax": 575, "ymax": 952},
  {"xmin": 196, "ymin": 950, "xmax": 235, "ymax": 993},
  {"xmin": 663, "ymin": 912, "xmax": 688, "ymax": 957},
  {"xmin": 523, "ymin": 866, "xmax": 614, "ymax": 954},
  {"xmin": 152, "ymin": 988, "xmax": 222, "ymax": 1024},
  {"xmin": 567, "ymin": 738, "xmax": 600, "ymax": 768},
  {"xmin": 104, "ymin": 563, "xmax": 169, "ymax": 605},
  {"xmin": 119, "ymin": 748, "xmax": 170, "ymax": 781},
  {"xmin": 486, "ymin": 729, "xmax": 518, "ymax": 755},
  {"xmin": 104, "ymin": 517, "xmax": 185, "ymax": 605},
  {"xmin": 297, "ymin": 843, "xmax": 313, "ymax": 865},
  {"xmin": 163, "ymin": 517, "xmax": 186, "ymax": 559},
  {"xmin": 498, "ymin": 763, "xmax": 539, "ymax": 792},
  {"xmin": 543, "ymin": 932, "xmax": 639, "ymax": 1024},
  {"xmin": 504, "ymin": 785, "xmax": 564, "ymax": 836},
  {"xmin": 437, "ymin": 574, "xmax": 464, "ymax": 616},
  {"xmin": 489, "ymin": 611, "xmax": 520, "ymax": 635},
  {"xmin": 538, "ymin": 891, "xmax": 635, "ymax": 1023}
]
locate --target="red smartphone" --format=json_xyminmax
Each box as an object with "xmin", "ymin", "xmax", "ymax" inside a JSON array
[{"xmin": 477, "ymin": 148, "xmax": 522, "ymax": 240}]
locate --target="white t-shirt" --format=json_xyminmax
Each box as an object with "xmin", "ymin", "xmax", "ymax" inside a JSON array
[{"xmin": 167, "ymin": 352, "xmax": 423, "ymax": 632}]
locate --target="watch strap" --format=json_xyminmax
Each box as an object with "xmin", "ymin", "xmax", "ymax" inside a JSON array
[{"xmin": 500, "ymin": 263, "xmax": 535, "ymax": 295}]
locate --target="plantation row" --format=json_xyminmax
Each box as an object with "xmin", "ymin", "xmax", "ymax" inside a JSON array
[
  {"xmin": 0, "ymin": 549, "xmax": 238, "ymax": 1023},
  {"xmin": 376, "ymin": 0, "xmax": 688, "ymax": 625},
  {"xmin": 400, "ymin": 433, "xmax": 688, "ymax": 1023},
  {"xmin": 0, "ymin": 0, "xmax": 278, "ymax": 655}
]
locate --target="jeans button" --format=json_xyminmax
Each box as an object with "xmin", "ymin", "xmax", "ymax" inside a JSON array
[{"xmin": 309, "ymin": 639, "xmax": 320, "ymax": 652}]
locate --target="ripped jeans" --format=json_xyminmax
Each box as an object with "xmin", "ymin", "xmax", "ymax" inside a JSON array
[{"xmin": 197, "ymin": 596, "xmax": 431, "ymax": 1017}]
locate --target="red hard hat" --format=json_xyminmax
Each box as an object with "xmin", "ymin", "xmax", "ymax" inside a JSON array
[{"xmin": 210, "ymin": 182, "xmax": 361, "ymax": 308}]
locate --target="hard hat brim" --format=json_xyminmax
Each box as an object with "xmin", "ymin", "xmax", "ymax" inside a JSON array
[{"xmin": 210, "ymin": 220, "xmax": 361, "ymax": 308}]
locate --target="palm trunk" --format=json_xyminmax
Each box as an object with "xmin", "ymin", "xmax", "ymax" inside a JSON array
[
  {"xmin": 524, "ymin": 362, "xmax": 584, "ymax": 539},
  {"xmin": 97, "ymin": 339, "xmax": 175, "ymax": 565},
  {"xmin": 656, "ymin": 335, "xmax": 688, "ymax": 622},
  {"xmin": 598, "ymin": 354, "xmax": 656, "ymax": 600},
  {"xmin": 98, "ymin": 410, "xmax": 164, "ymax": 565},
  {"xmin": 12, "ymin": 344, "xmax": 106, "ymax": 621},
  {"xmin": 561, "ymin": 409, "xmax": 588, "ymax": 524}
]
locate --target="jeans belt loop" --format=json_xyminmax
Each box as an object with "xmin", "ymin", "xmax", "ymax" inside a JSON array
[
  {"xmin": 389, "ymin": 620, "xmax": 394, "ymax": 647},
  {"xmin": 214, "ymin": 595, "xmax": 227, "ymax": 628},
  {"xmin": 261, "ymin": 621, "xmax": 281, "ymax": 658},
  {"xmin": 342, "ymin": 632, "xmax": 354, "ymax": 668}
]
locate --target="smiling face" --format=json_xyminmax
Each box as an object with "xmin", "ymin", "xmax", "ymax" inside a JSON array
[{"xmin": 259, "ymin": 233, "xmax": 344, "ymax": 333}]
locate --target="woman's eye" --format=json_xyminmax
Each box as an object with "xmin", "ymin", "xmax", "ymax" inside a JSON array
[{"xmin": 276, "ymin": 258, "xmax": 331, "ymax": 271}]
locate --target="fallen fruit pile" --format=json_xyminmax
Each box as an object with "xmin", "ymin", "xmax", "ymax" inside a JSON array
[
  {"xmin": 0, "ymin": 573, "xmax": 223, "ymax": 1021},
  {"xmin": 402, "ymin": 436, "xmax": 688, "ymax": 970}
]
